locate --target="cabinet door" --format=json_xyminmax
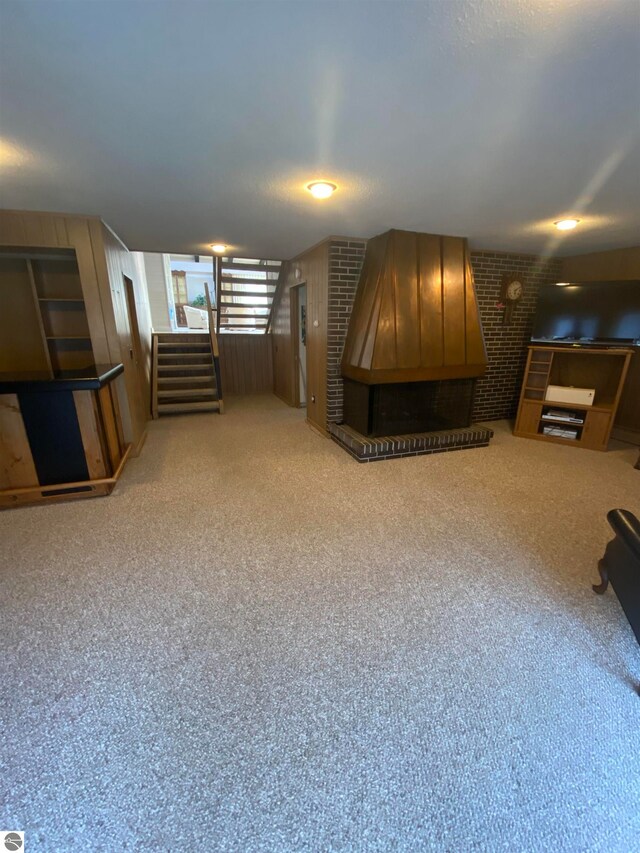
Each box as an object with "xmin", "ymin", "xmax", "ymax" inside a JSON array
[
  {"xmin": 516, "ymin": 400, "xmax": 542, "ymax": 435},
  {"xmin": 582, "ymin": 410, "xmax": 611, "ymax": 450}
]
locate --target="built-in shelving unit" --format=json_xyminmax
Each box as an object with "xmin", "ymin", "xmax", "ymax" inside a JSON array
[
  {"xmin": 514, "ymin": 345, "xmax": 633, "ymax": 451},
  {"xmin": 0, "ymin": 250, "xmax": 95, "ymax": 374}
]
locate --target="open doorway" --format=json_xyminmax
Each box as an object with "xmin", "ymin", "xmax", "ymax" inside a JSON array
[{"xmin": 291, "ymin": 283, "xmax": 307, "ymax": 408}]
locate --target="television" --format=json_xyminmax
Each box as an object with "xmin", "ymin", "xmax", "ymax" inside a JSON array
[{"xmin": 531, "ymin": 281, "xmax": 640, "ymax": 346}]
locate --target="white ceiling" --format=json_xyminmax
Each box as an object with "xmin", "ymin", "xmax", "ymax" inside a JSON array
[{"xmin": 1, "ymin": 0, "xmax": 639, "ymax": 259}]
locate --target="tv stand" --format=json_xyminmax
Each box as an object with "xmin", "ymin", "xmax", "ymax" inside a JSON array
[{"xmin": 514, "ymin": 345, "xmax": 633, "ymax": 451}]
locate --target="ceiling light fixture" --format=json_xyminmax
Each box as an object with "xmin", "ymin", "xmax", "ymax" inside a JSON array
[
  {"xmin": 306, "ymin": 181, "xmax": 337, "ymax": 199},
  {"xmin": 554, "ymin": 219, "xmax": 580, "ymax": 231},
  {"xmin": 210, "ymin": 243, "xmax": 227, "ymax": 254}
]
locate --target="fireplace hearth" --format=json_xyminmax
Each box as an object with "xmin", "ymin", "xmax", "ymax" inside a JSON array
[{"xmin": 343, "ymin": 377, "xmax": 476, "ymax": 437}]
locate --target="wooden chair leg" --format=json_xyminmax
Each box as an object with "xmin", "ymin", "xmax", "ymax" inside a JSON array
[{"xmin": 592, "ymin": 558, "xmax": 609, "ymax": 594}]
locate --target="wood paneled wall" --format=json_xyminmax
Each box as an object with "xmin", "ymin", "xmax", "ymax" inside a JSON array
[
  {"xmin": 271, "ymin": 241, "xmax": 329, "ymax": 432},
  {"xmin": 0, "ymin": 209, "xmax": 152, "ymax": 453},
  {"xmin": 218, "ymin": 334, "xmax": 273, "ymax": 394},
  {"xmin": 560, "ymin": 247, "xmax": 640, "ymax": 281},
  {"xmin": 560, "ymin": 246, "xmax": 640, "ymax": 443},
  {"xmin": 92, "ymin": 223, "xmax": 153, "ymax": 446}
]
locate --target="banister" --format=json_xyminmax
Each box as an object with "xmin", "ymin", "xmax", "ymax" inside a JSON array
[{"xmin": 205, "ymin": 281, "xmax": 224, "ymax": 412}]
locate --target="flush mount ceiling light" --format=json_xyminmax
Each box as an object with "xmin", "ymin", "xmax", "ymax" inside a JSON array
[
  {"xmin": 306, "ymin": 181, "xmax": 337, "ymax": 199},
  {"xmin": 554, "ymin": 219, "xmax": 580, "ymax": 231},
  {"xmin": 210, "ymin": 243, "xmax": 227, "ymax": 254}
]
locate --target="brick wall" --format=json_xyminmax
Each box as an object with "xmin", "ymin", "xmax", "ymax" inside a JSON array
[
  {"xmin": 327, "ymin": 239, "xmax": 367, "ymax": 424},
  {"xmin": 325, "ymin": 242, "xmax": 561, "ymax": 426},
  {"xmin": 471, "ymin": 252, "xmax": 562, "ymax": 421}
]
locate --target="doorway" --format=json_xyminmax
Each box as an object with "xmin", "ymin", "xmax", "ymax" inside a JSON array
[{"xmin": 292, "ymin": 283, "xmax": 307, "ymax": 408}]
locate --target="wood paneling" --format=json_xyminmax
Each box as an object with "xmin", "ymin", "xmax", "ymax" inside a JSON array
[
  {"xmin": 342, "ymin": 229, "xmax": 487, "ymax": 384},
  {"xmin": 560, "ymin": 247, "xmax": 640, "ymax": 282},
  {"xmin": 393, "ymin": 229, "xmax": 420, "ymax": 369},
  {"xmin": 271, "ymin": 242, "xmax": 329, "ymax": 431},
  {"xmin": 560, "ymin": 246, "xmax": 640, "ymax": 443},
  {"xmin": 73, "ymin": 390, "xmax": 107, "ymax": 479},
  {"xmin": 218, "ymin": 334, "xmax": 273, "ymax": 395},
  {"xmin": 418, "ymin": 234, "xmax": 443, "ymax": 368},
  {"xmin": 99, "ymin": 384, "xmax": 123, "ymax": 472},
  {"xmin": 90, "ymin": 222, "xmax": 152, "ymax": 451},
  {"xmin": 0, "ymin": 394, "xmax": 38, "ymax": 489}
]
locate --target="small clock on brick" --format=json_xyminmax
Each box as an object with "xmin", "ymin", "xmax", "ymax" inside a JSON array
[{"xmin": 501, "ymin": 275, "xmax": 524, "ymax": 325}]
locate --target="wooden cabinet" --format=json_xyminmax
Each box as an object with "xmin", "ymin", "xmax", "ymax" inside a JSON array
[{"xmin": 514, "ymin": 346, "xmax": 633, "ymax": 451}]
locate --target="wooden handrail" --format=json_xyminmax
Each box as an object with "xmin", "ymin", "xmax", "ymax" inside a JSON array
[
  {"xmin": 205, "ymin": 282, "xmax": 224, "ymax": 412},
  {"xmin": 204, "ymin": 281, "xmax": 218, "ymax": 353}
]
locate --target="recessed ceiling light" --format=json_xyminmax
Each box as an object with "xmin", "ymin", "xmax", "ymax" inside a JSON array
[
  {"xmin": 554, "ymin": 219, "xmax": 580, "ymax": 231},
  {"xmin": 306, "ymin": 181, "xmax": 337, "ymax": 199},
  {"xmin": 210, "ymin": 243, "xmax": 227, "ymax": 254}
]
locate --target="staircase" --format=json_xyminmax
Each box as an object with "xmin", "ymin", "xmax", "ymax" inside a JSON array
[
  {"xmin": 218, "ymin": 257, "xmax": 281, "ymax": 333},
  {"xmin": 152, "ymin": 333, "xmax": 223, "ymax": 417}
]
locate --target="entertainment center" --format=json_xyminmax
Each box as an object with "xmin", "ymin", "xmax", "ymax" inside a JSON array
[
  {"xmin": 514, "ymin": 280, "xmax": 639, "ymax": 452},
  {"xmin": 514, "ymin": 345, "xmax": 633, "ymax": 451}
]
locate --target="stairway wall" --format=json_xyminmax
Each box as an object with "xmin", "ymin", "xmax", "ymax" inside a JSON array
[{"xmin": 218, "ymin": 334, "xmax": 273, "ymax": 394}]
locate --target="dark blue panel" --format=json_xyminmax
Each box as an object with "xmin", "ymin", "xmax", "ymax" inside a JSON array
[{"xmin": 19, "ymin": 391, "xmax": 90, "ymax": 486}]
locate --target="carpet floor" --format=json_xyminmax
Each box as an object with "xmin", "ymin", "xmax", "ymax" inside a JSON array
[{"xmin": 1, "ymin": 395, "xmax": 639, "ymax": 852}]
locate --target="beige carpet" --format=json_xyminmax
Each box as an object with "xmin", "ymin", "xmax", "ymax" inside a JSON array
[{"xmin": 1, "ymin": 395, "xmax": 639, "ymax": 852}]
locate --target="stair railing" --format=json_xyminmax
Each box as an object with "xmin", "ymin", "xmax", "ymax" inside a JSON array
[{"xmin": 205, "ymin": 282, "xmax": 224, "ymax": 413}]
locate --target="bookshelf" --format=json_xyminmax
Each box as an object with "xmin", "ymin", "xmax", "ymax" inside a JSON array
[{"xmin": 0, "ymin": 251, "xmax": 96, "ymax": 373}]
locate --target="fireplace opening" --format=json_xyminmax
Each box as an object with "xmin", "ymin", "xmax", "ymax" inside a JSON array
[{"xmin": 343, "ymin": 377, "xmax": 477, "ymax": 437}]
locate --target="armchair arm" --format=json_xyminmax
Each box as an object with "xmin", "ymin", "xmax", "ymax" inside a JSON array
[{"xmin": 607, "ymin": 509, "xmax": 640, "ymax": 562}]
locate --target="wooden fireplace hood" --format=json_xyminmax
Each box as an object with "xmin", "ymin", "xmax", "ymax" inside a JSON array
[{"xmin": 341, "ymin": 229, "xmax": 487, "ymax": 384}]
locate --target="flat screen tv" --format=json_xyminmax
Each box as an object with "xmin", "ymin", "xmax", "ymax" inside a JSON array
[{"xmin": 532, "ymin": 281, "xmax": 640, "ymax": 346}]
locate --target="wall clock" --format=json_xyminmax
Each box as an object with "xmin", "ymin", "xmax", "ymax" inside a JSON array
[{"xmin": 501, "ymin": 275, "xmax": 524, "ymax": 325}]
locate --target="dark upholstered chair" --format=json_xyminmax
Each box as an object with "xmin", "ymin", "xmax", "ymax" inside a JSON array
[{"xmin": 593, "ymin": 509, "xmax": 640, "ymax": 647}]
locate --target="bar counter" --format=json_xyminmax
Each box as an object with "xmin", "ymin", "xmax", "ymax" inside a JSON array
[{"xmin": 0, "ymin": 363, "xmax": 130, "ymax": 508}]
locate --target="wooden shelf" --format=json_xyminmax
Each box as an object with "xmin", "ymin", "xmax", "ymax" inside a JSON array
[
  {"xmin": 544, "ymin": 399, "xmax": 614, "ymax": 412},
  {"xmin": 46, "ymin": 336, "xmax": 91, "ymax": 340}
]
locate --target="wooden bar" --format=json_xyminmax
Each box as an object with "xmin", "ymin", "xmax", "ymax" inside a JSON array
[{"xmin": 0, "ymin": 363, "xmax": 128, "ymax": 508}]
